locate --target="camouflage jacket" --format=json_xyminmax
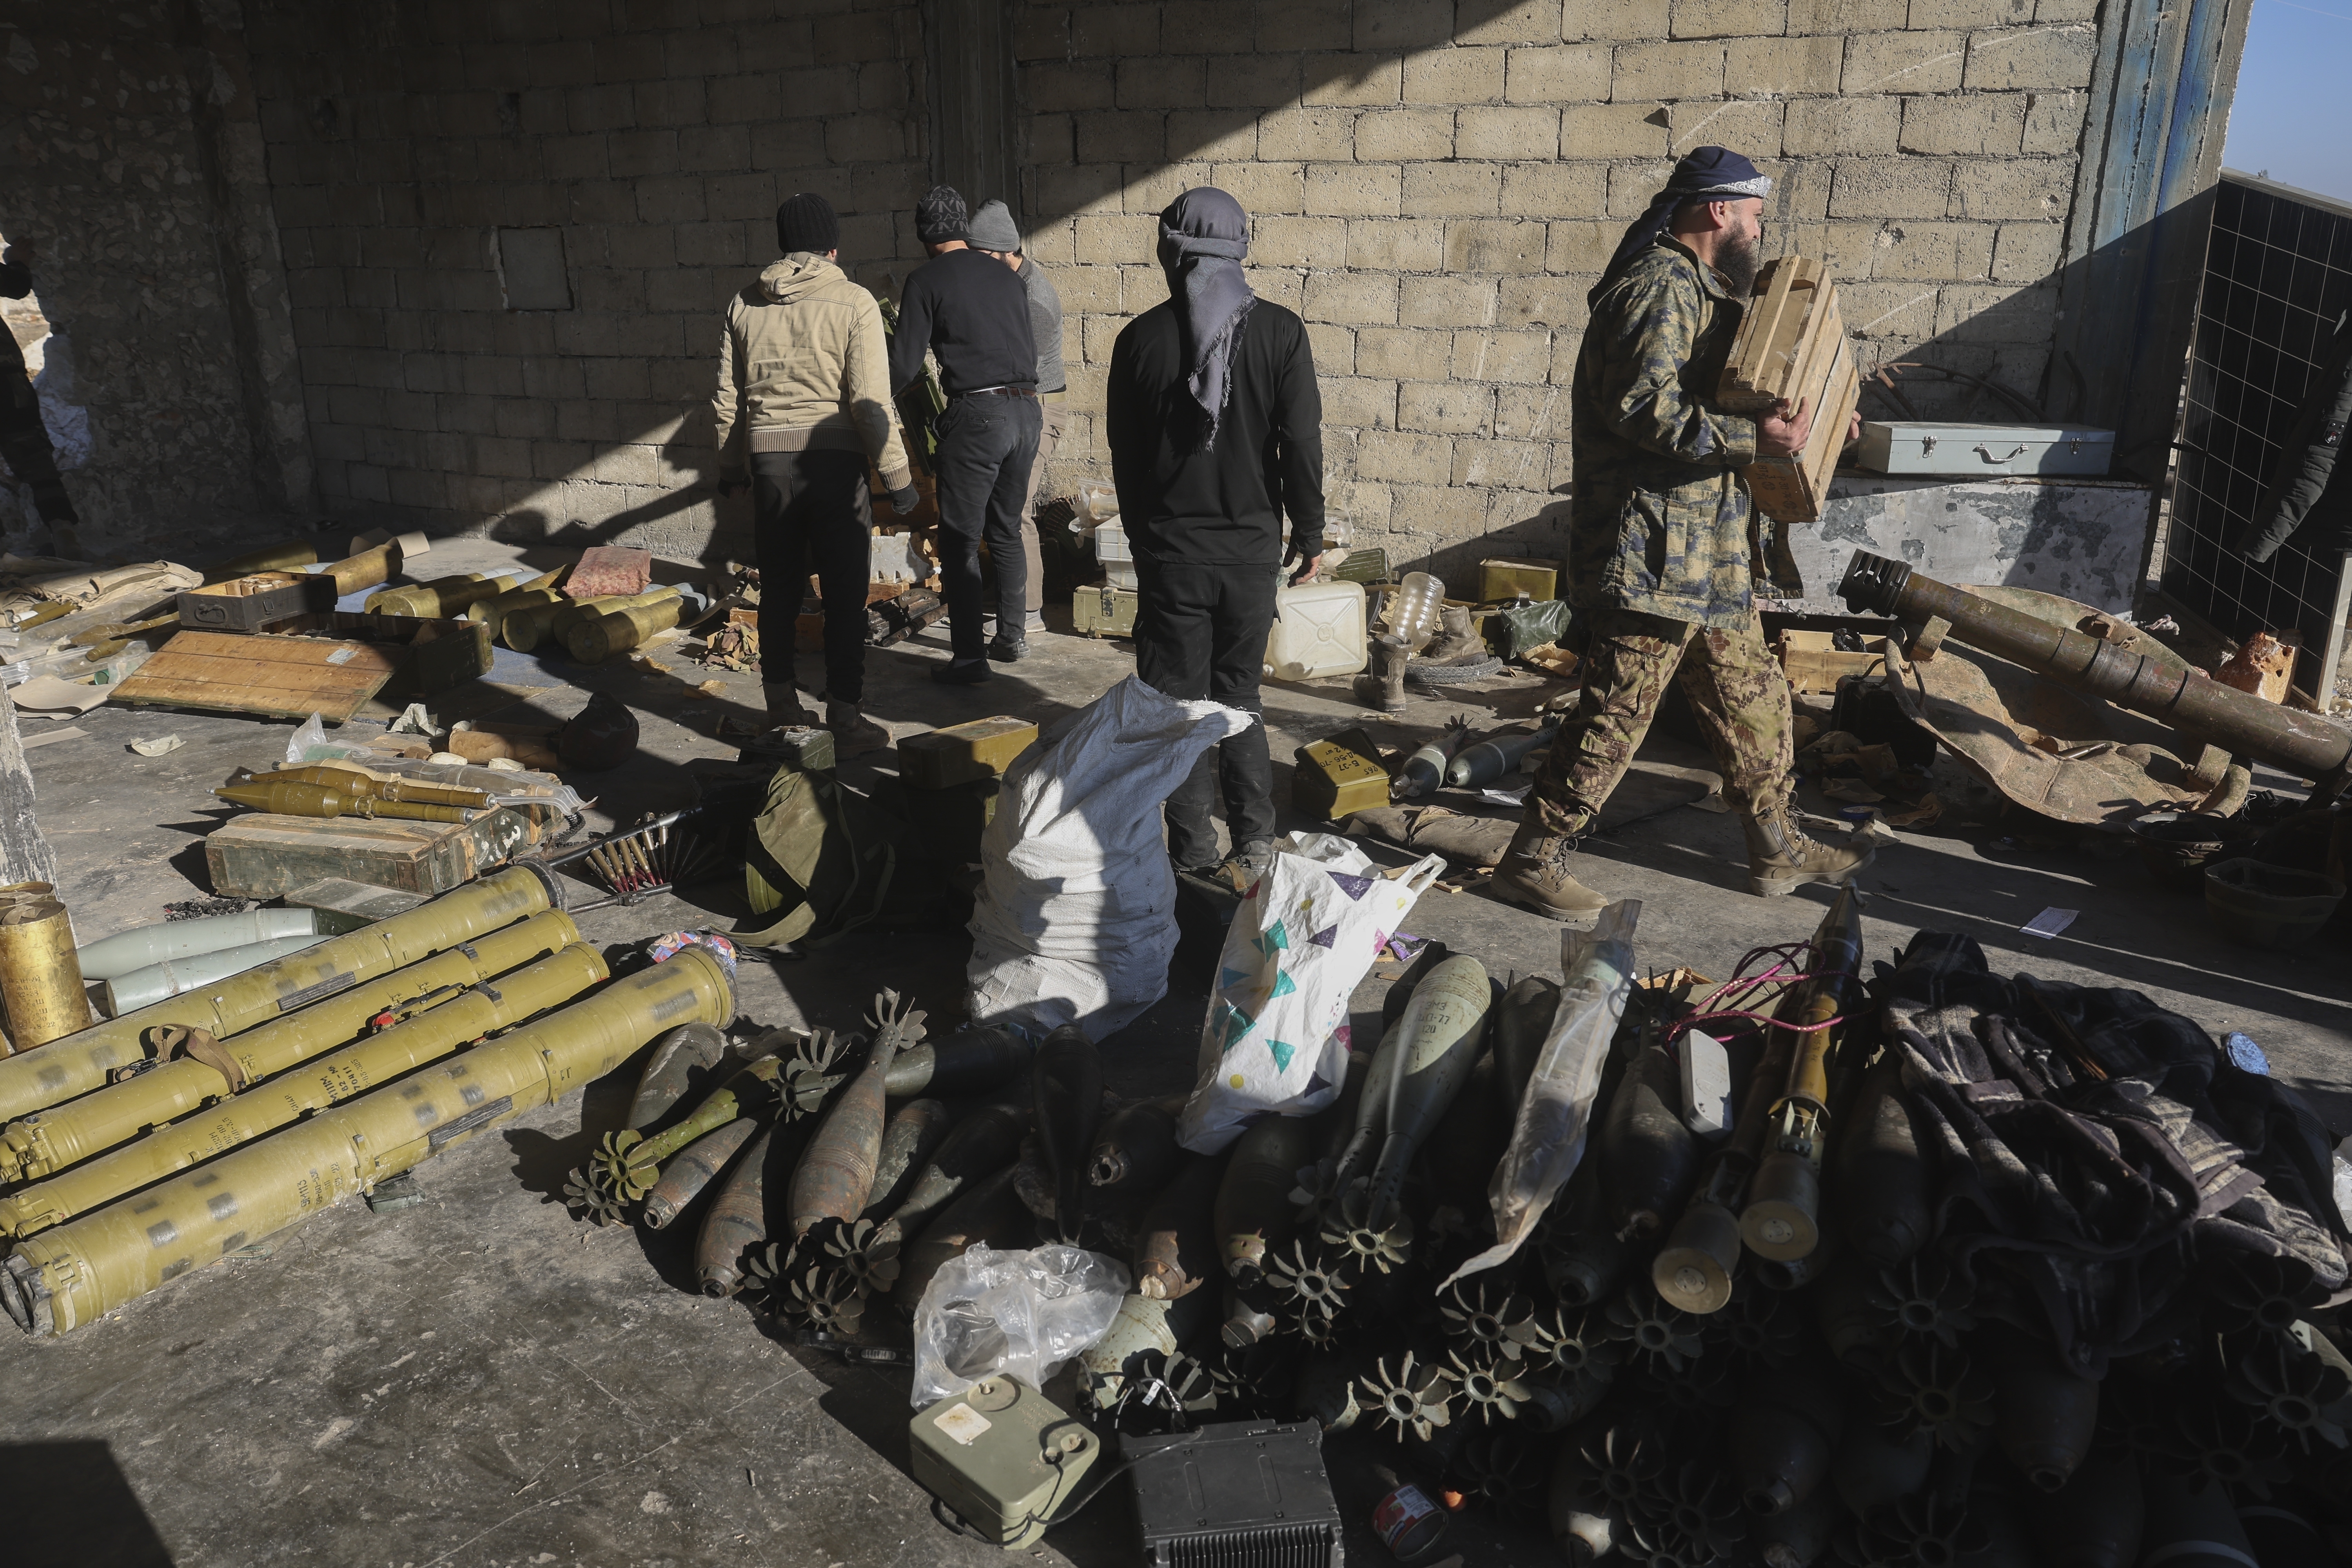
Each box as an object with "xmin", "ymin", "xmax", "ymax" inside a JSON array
[{"xmin": 1567, "ymin": 236, "xmax": 1795, "ymax": 628}]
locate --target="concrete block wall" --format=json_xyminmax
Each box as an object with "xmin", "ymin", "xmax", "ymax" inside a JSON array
[
  {"xmin": 1011, "ymin": 0, "xmax": 2097, "ymax": 582},
  {"xmin": 242, "ymin": 0, "xmax": 934, "ymax": 564}
]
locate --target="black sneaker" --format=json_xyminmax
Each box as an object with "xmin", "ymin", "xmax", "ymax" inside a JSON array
[
  {"xmin": 931, "ymin": 659, "xmax": 994, "ymax": 685},
  {"xmin": 987, "ymin": 635, "xmax": 1027, "ymax": 663}
]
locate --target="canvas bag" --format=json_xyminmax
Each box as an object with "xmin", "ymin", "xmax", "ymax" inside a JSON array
[
  {"xmin": 736, "ymin": 763, "xmax": 942, "ymax": 948},
  {"xmin": 1176, "ymin": 833, "xmax": 1445, "ymax": 1154}
]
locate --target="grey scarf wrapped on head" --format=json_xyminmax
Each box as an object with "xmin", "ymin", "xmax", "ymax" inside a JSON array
[{"xmin": 1157, "ymin": 187, "xmax": 1255, "ymax": 452}]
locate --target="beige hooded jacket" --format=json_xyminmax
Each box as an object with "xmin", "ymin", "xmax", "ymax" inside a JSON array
[{"xmin": 713, "ymin": 253, "xmax": 913, "ymax": 492}]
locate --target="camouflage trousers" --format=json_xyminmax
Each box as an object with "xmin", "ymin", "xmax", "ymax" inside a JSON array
[{"xmin": 1527, "ymin": 605, "xmax": 1793, "ymax": 838}]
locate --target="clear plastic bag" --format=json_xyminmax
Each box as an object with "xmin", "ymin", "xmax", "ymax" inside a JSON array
[
  {"xmin": 910, "ymin": 1243, "xmax": 1131, "ymax": 1408},
  {"xmin": 283, "ymin": 711, "xmax": 327, "ymax": 766}
]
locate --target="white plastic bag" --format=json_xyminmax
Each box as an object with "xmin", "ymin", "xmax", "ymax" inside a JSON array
[
  {"xmin": 1176, "ymin": 833, "xmax": 1445, "ymax": 1154},
  {"xmin": 910, "ymin": 1243, "xmax": 1132, "ymax": 1408},
  {"xmin": 283, "ymin": 711, "xmax": 327, "ymax": 767},
  {"xmin": 966, "ymin": 677, "xmax": 1251, "ymax": 1041}
]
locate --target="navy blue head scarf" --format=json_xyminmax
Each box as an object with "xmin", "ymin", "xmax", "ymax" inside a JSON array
[
  {"xmin": 1158, "ymin": 187, "xmax": 1256, "ymax": 452},
  {"xmin": 1590, "ymin": 146, "xmax": 1774, "ymax": 306}
]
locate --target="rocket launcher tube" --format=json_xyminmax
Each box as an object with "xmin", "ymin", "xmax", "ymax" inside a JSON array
[
  {"xmin": 249, "ymin": 766, "xmax": 490, "ymax": 811},
  {"xmin": 1, "ymin": 909, "xmax": 581, "ymax": 1183},
  {"xmin": 100, "ymin": 934, "xmax": 339, "ymax": 1016},
  {"xmin": 1741, "ymin": 888, "xmax": 1866, "ymax": 1263},
  {"xmin": 0, "ymin": 865, "xmax": 561, "ymax": 1126},
  {"xmin": 77, "ymin": 907, "xmax": 366, "ymax": 982},
  {"xmin": 1, "ymin": 942, "xmax": 731, "ymax": 1337},
  {"xmin": 0, "ymin": 940, "xmax": 607, "ymax": 1240}
]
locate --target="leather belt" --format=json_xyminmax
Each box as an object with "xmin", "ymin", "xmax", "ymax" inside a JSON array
[{"xmin": 956, "ymin": 386, "xmax": 1036, "ymax": 398}]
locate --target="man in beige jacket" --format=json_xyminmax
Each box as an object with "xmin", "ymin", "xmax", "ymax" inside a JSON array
[{"xmin": 714, "ymin": 193, "xmax": 916, "ymax": 755}]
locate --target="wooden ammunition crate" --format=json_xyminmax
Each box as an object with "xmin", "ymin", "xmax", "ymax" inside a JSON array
[
  {"xmin": 1073, "ymin": 584, "xmax": 1139, "ymax": 639},
  {"xmin": 1719, "ymin": 256, "xmax": 1862, "ymax": 525},
  {"xmin": 901, "ymin": 716, "xmax": 1039, "ymax": 791},
  {"xmin": 177, "ymin": 571, "xmax": 339, "ymax": 632},
  {"xmin": 207, "ymin": 808, "xmax": 533, "ymax": 900},
  {"xmin": 113, "ymin": 612, "xmax": 492, "ymax": 724}
]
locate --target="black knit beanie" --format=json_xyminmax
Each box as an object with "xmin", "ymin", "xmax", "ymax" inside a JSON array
[
  {"xmin": 775, "ymin": 193, "xmax": 840, "ymax": 256},
  {"xmin": 916, "ymin": 185, "xmax": 969, "ymax": 245}
]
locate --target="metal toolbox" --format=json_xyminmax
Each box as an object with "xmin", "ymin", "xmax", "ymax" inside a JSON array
[
  {"xmin": 1853, "ymin": 421, "xmax": 2115, "ymax": 477},
  {"xmin": 177, "ymin": 570, "xmax": 338, "ymax": 631}
]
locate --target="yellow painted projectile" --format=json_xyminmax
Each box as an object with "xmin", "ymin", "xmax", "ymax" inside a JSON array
[{"xmin": 565, "ymin": 597, "xmax": 686, "ymax": 665}]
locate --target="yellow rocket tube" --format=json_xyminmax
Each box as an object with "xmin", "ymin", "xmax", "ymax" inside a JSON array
[
  {"xmin": 0, "ymin": 908, "xmax": 583, "ymax": 1184},
  {"xmin": 0, "ymin": 944, "xmax": 731, "ymax": 1337},
  {"xmin": 0, "ymin": 941, "xmax": 608, "ymax": 1240},
  {"xmin": 0, "ymin": 865, "xmax": 561, "ymax": 1127}
]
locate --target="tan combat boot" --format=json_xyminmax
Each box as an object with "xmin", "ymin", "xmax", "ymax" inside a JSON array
[
  {"xmin": 826, "ymin": 700, "xmax": 892, "ymax": 759},
  {"xmin": 1743, "ymin": 790, "xmax": 1876, "ymax": 896},
  {"xmin": 764, "ymin": 681, "xmax": 815, "ymax": 728},
  {"xmin": 1355, "ymin": 639, "xmax": 1409, "ymax": 712},
  {"xmin": 1489, "ymin": 820, "xmax": 1612, "ymax": 926},
  {"xmin": 1405, "ymin": 602, "xmax": 1502, "ymax": 688}
]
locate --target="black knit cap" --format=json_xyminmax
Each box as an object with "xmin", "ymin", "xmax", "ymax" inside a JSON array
[
  {"xmin": 775, "ymin": 192, "xmax": 840, "ymax": 256},
  {"xmin": 916, "ymin": 184, "xmax": 969, "ymax": 245}
]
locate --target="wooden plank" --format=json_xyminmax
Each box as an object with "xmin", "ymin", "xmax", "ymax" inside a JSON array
[{"xmin": 111, "ymin": 630, "xmax": 400, "ymax": 722}]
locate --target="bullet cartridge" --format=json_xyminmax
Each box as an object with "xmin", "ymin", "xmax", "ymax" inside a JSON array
[
  {"xmin": 0, "ymin": 864, "xmax": 561, "ymax": 1126},
  {"xmin": 0, "ymin": 893, "xmax": 89, "ymax": 1052},
  {"xmin": 0, "ymin": 908, "xmax": 579, "ymax": 1186},
  {"xmin": 644, "ymin": 1117, "xmax": 759, "ymax": 1232},
  {"xmin": 0, "ymin": 936, "xmax": 604, "ymax": 1239},
  {"xmin": 99, "ymin": 933, "xmax": 339, "ymax": 1016},
  {"xmin": 1, "ymin": 942, "xmax": 731, "ymax": 1336}
]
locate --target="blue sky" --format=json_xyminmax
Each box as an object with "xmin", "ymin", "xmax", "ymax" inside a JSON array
[{"xmin": 2223, "ymin": 0, "xmax": 2352, "ymax": 201}]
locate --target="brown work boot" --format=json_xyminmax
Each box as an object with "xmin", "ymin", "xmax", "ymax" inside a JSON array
[
  {"xmin": 764, "ymin": 681, "xmax": 815, "ymax": 728},
  {"xmin": 1355, "ymin": 639, "xmax": 1409, "ymax": 712},
  {"xmin": 1405, "ymin": 602, "xmax": 1502, "ymax": 687},
  {"xmin": 1489, "ymin": 820, "xmax": 1612, "ymax": 927},
  {"xmin": 1743, "ymin": 791, "xmax": 1876, "ymax": 897},
  {"xmin": 826, "ymin": 700, "xmax": 891, "ymax": 758}
]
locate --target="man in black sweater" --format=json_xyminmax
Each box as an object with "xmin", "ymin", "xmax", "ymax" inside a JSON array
[
  {"xmin": 1107, "ymin": 187, "xmax": 1325, "ymax": 875},
  {"xmin": 0, "ymin": 238, "xmax": 81, "ymax": 556},
  {"xmin": 888, "ymin": 186, "xmax": 1040, "ymax": 683}
]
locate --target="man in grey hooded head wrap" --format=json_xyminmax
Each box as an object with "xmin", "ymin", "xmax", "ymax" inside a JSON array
[{"xmin": 1105, "ymin": 187, "xmax": 1327, "ymax": 877}]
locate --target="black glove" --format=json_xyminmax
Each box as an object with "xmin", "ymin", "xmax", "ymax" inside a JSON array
[{"xmin": 889, "ymin": 485, "xmax": 920, "ymax": 516}]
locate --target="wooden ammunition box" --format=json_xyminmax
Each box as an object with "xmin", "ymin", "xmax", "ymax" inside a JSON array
[
  {"xmin": 1073, "ymin": 584, "xmax": 1139, "ymax": 639},
  {"xmin": 113, "ymin": 612, "xmax": 494, "ymax": 724},
  {"xmin": 1293, "ymin": 728, "xmax": 1392, "ymax": 820},
  {"xmin": 1719, "ymin": 256, "xmax": 1862, "ymax": 526},
  {"xmin": 901, "ymin": 716, "xmax": 1039, "ymax": 791},
  {"xmin": 1481, "ymin": 558, "xmax": 1559, "ymax": 603},
  {"xmin": 177, "ymin": 571, "xmax": 339, "ymax": 632},
  {"xmin": 206, "ymin": 808, "xmax": 533, "ymax": 900}
]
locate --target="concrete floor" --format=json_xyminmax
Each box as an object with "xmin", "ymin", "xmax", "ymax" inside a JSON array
[{"xmin": 1, "ymin": 536, "xmax": 2346, "ymax": 1566}]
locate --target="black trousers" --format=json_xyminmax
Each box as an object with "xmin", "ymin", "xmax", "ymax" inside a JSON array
[
  {"xmin": 1133, "ymin": 555, "xmax": 1278, "ymax": 870},
  {"xmin": 751, "ymin": 448, "xmax": 872, "ymax": 705},
  {"xmin": 931, "ymin": 392, "xmax": 1040, "ymax": 665},
  {"xmin": 1, "ymin": 380, "xmax": 76, "ymax": 525}
]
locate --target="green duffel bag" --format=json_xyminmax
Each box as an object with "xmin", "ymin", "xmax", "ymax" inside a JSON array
[{"xmin": 735, "ymin": 764, "xmax": 947, "ymax": 948}]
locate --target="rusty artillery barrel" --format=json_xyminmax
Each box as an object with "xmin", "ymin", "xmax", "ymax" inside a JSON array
[
  {"xmin": 1134, "ymin": 1148, "xmax": 1230, "ymax": 1301},
  {"xmin": 1838, "ymin": 550, "xmax": 2352, "ymax": 791},
  {"xmin": 695, "ymin": 1125, "xmax": 773, "ymax": 1295},
  {"xmin": 862, "ymin": 1098, "xmax": 953, "ymax": 1221},
  {"xmin": 1033, "ymin": 1025, "xmax": 1103, "ymax": 1244},
  {"xmin": 1214, "ymin": 1114, "xmax": 1315, "ymax": 1287},
  {"xmin": 644, "ymin": 1118, "xmax": 760, "ymax": 1231}
]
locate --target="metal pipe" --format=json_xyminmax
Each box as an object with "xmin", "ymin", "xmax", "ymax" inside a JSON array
[
  {"xmin": 100, "ymin": 934, "xmax": 338, "ymax": 1016},
  {"xmin": 78, "ymin": 907, "xmax": 367, "ymax": 982},
  {"xmin": 1838, "ymin": 551, "xmax": 2352, "ymax": 788},
  {"xmin": 1, "ymin": 909, "xmax": 582, "ymax": 1183},
  {"xmin": 0, "ymin": 942, "xmax": 731, "ymax": 1336},
  {"xmin": 0, "ymin": 864, "xmax": 563, "ymax": 1125},
  {"xmin": 0, "ymin": 941, "xmax": 607, "ymax": 1239}
]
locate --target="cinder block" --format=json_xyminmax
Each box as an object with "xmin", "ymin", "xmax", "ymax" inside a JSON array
[
  {"xmin": 1257, "ymin": 0, "xmax": 1352, "ymax": 52},
  {"xmin": 1402, "ymin": 47, "xmax": 1507, "ymax": 105},
  {"xmin": 2033, "ymin": 0, "xmax": 2098, "ymax": 18},
  {"xmin": 1172, "ymin": 113, "xmax": 1265, "ymax": 165},
  {"xmin": 1402, "ymin": 162, "xmax": 1503, "ymax": 216},
  {"xmin": 1012, "ymin": 5, "xmax": 1069, "ymax": 60},
  {"xmin": 1307, "ymin": 162, "xmax": 1404, "ymax": 216},
  {"xmin": 1357, "ymin": 430, "xmax": 1456, "ymax": 483},
  {"xmin": 1122, "ymin": 161, "xmax": 1216, "ymax": 215},
  {"xmin": 1670, "ymin": 0, "xmax": 1789, "ymax": 38},
  {"xmin": 1029, "ymin": 63, "xmax": 1114, "ymax": 113},
  {"xmin": 1073, "ymin": 1, "xmax": 1159, "ymax": 55},
  {"xmin": 1907, "ymin": 0, "xmax": 2031, "ymax": 23},
  {"xmin": 1034, "ymin": 164, "xmax": 1128, "ymax": 221},
  {"xmin": 1494, "ymin": 384, "xmax": 1571, "ymax": 441},
  {"xmin": 1355, "ymin": 0, "xmax": 1456, "ymax": 50},
  {"xmin": 1567, "ymin": 0, "xmax": 1673, "ymax": 39},
  {"xmin": 1303, "ymin": 53, "xmax": 1404, "ymax": 105},
  {"xmin": 1563, "ymin": 103, "xmax": 1672, "ymax": 158},
  {"xmin": 1843, "ymin": 30, "xmax": 1966, "ymax": 93},
  {"xmin": 2022, "ymin": 89, "xmax": 2087, "ymax": 153},
  {"xmin": 1990, "ymin": 220, "xmax": 2063, "ymax": 281},
  {"xmin": 1458, "ymin": 1, "xmax": 1571, "ymax": 44},
  {"xmin": 1950, "ymin": 156, "xmax": 2070, "ymax": 220},
  {"xmin": 1828, "ymin": 157, "xmax": 1955, "ymax": 218},
  {"xmin": 1611, "ymin": 40, "xmax": 1726, "ymax": 100},
  {"xmin": 1356, "ymin": 108, "xmax": 1457, "ymax": 161},
  {"xmin": 825, "ymin": 114, "xmax": 909, "ymax": 163},
  {"xmin": 679, "ymin": 125, "xmax": 751, "ymax": 172},
  {"xmin": 812, "ymin": 11, "xmax": 897, "ymax": 66},
  {"xmin": 1457, "ymin": 105, "xmax": 1563, "ymax": 160},
  {"xmin": 1052, "ymin": 263, "xmax": 1124, "ymax": 314},
  {"xmin": 1547, "ymin": 220, "xmax": 1620, "ymax": 274},
  {"xmin": 1726, "ymin": 35, "xmax": 1844, "ymax": 94},
  {"xmin": 1305, "ymin": 322, "xmax": 1358, "ymax": 376},
  {"xmin": 1445, "ymin": 221, "xmax": 1550, "ymax": 274},
  {"xmin": 775, "ymin": 69, "xmax": 858, "ymax": 120},
  {"xmin": 1210, "ymin": 160, "xmax": 1307, "ymax": 216},
  {"xmin": 1964, "ymin": 25, "xmax": 2098, "ymax": 91},
  {"xmin": 1074, "ymin": 109, "xmax": 1166, "ymax": 163},
  {"xmin": 1504, "ymin": 44, "xmax": 1612, "ymax": 102},
  {"xmin": 1252, "ymin": 215, "xmax": 1350, "ymax": 267},
  {"xmin": 1934, "ymin": 280, "xmax": 2055, "ymax": 342},
  {"xmin": 1388, "ymin": 482, "xmax": 1492, "ymax": 538},
  {"xmin": 1899, "ymin": 94, "xmax": 2026, "ymax": 154},
  {"xmin": 1206, "ymin": 54, "xmax": 1305, "ymax": 110},
  {"xmin": 1452, "ymin": 439, "xmax": 1552, "ymax": 488},
  {"xmin": 1401, "ymin": 275, "xmax": 1504, "ymax": 326},
  {"xmin": 1786, "ymin": 0, "xmax": 1908, "ymax": 28},
  {"xmin": 1304, "ymin": 270, "xmax": 1401, "ymax": 325},
  {"xmin": 1837, "ymin": 279, "xmax": 1940, "ymax": 339},
  {"xmin": 1163, "ymin": 2, "xmax": 1259, "ymax": 52},
  {"xmin": 1321, "ymin": 376, "xmax": 1401, "ymax": 428},
  {"xmin": 1864, "ymin": 221, "xmax": 1985, "ymax": 279},
  {"xmin": 1783, "ymin": 96, "xmax": 1902, "ymax": 153},
  {"xmin": 1399, "ymin": 381, "xmax": 1495, "ymax": 434},
  {"xmin": 1669, "ymin": 97, "xmax": 1783, "ymax": 157},
  {"xmin": 1503, "ymin": 160, "xmax": 1609, "ymax": 217},
  {"xmin": 1074, "ymin": 213, "xmax": 1157, "ymax": 263},
  {"xmin": 635, "ymin": 176, "xmax": 707, "ymax": 225},
  {"xmin": 1347, "ymin": 218, "xmax": 1448, "ymax": 272},
  {"xmin": 1453, "ymin": 329, "xmax": 1555, "ymax": 383},
  {"xmin": 1255, "ymin": 105, "xmax": 1358, "ymax": 162},
  {"xmin": 1117, "ymin": 56, "xmax": 1206, "ymax": 109},
  {"xmin": 1354, "ymin": 327, "xmax": 1457, "ymax": 379}
]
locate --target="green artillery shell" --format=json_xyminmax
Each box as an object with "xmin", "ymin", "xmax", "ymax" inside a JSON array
[
  {"xmin": 1490, "ymin": 975, "xmax": 1562, "ymax": 1115},
  {"xmin": 1541, "ymin": 1162, "xmax": 1627, "ymax": 1308},
  {"xmin": 1379, "ymin": 939, "xmax": 1452, "ymax": 1029},
  {"xmin": 1364, "ymin": 954, "xmax": 1492, "ymax": 1221},
  {"xmin": 1310, "ymin": 1045, "xmax": 1373, "ymax": 1164},
  {"xmin": 1033, "ymin": 1025, "xmax": 1103, "ymax": 1245},
  {"xmin": 887, "ymin": 1162, "xmax": 1032, "ymax": 1315},
  {"xmin": 1422, "ymin": 1056, "xmax": 1510, "ymax": 1215},
  {"xmin": 2020, "ymin": 1453, "xmax": 2141, "ymax": 1568},
  {"xmin": 1730, "ymin": 1353, "xmax": 1846, "ymax": 1515},
  {"xmin": 694, "ymin": 1125, "xmax": 773, "ymax": 1296},
  {"xmin": 787, "ymin": 1020, "xmax": 907, "ymax": 1237},
  {"xmin": 2139, "ymin": 1480, "xmax": 2255, "ymax": 1568},
  {"xmin": 643, "ymin": 1118, "xmax": 760, "ymax": 1232},
  {"xmin": 1831, "ymin": 1397, "xmax": 1934, "ymax": 1514},
  {"xmin": 883, "ymin": 1025, "xmax": 1033, "ymax": 1099},
  {"xmin": 0, "ymin": 907, "xmax": 581, "ymax": 1186},
  {"xmin": 1834, "ymin": 1053, "xmax": 1933, "ymax": 1267},
  {"xmin": 1134, "ymin": 1148, "xmax": 1231, "ymax": 1301},
  {"xmin": 1985, "ymin": 1327, "xmax": 2099, "ymax": 1493},
  {"xmin": 626, "ymin": 1022, "xmax": 730, "ymax": 1132},
  {"xmin": 2, "ymin": 943, "xmax": 731, "ymax": 1336},
  {"xmin": 1327, "ymin": 1020, "xmax": 1405, "ymax": 1196},
  {"xmin": 1213, "ymin": 1115, "xmax": 1314, "ymax": 1286},
  {"xmin": 874, "ymin": 1103, "xmax": 1029, "ymax": 1252},
  {"xmin": 1087, "ymin": 1097, "xmax": 1183, "ymax": 1228},
  {"xmin": 1811, "ymin": 1260, "xmax": 1895, "ymax": 1374},
  {"xmin": 0, "ymin": 938, "xmax": 605, "ymax": 1240},
  {"xmin": 0, "ymin": 864, "xmax": 560, "ymax": 1127},
  {"xmin": 860, "ymin": 1098, "xmax": 953, "ymax": 1221},
  {"xmin": 1601, "ymin": 1038, "xmax": 1701, "ymax": 1241}
]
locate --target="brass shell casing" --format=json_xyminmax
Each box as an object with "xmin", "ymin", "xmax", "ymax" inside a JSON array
[{"xmin": 0, "ymin": 891, "xmax": 86, "ymax": 1053}]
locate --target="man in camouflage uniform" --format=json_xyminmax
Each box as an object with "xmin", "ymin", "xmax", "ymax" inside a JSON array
[{"xmin": 1492, "ymin": 147, "xmax": 1875, "ymax": 925}]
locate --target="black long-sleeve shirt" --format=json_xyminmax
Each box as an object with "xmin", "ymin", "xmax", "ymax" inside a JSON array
[
  {"xmin": 1106, "ymin": 299, "xmax": 1325, "ymax": 568},
  {"xmin": 0, "ymin": 261, "xmax": 30, "ymax": 380},
  {"xmin": 888, "ymin": 247, "xmax": 1036, "ymax": 397}
]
